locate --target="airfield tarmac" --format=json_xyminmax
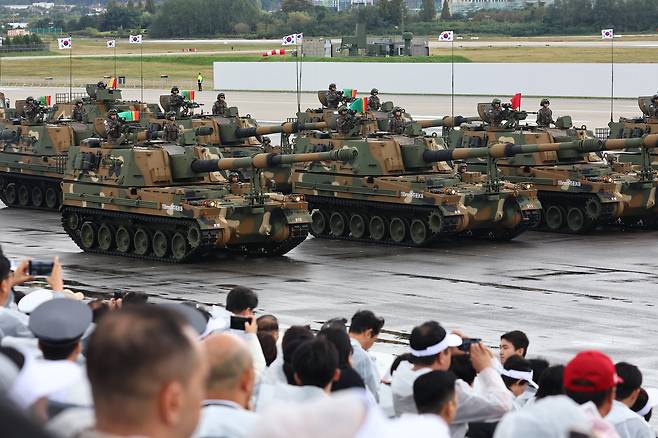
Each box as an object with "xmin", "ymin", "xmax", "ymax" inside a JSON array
[{"xmin": 1, "ymin": 87, "xmax": 657, "ymax": 385}]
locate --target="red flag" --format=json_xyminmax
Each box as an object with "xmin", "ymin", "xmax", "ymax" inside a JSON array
[{"xmin": 510, "ymin": 93, "xmax": 522, "ymax": 110}]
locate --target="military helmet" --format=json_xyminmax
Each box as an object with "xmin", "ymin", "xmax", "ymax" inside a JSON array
[
  {"xmin": 338, "ymin": 105, "xmax": 348, "ymax": 113},
  {"xmin": 541, "ymin": 98, "xmax": 550, "ymax": 106},
  {"xmin": 218, "ymin": 93, "xmax": 225, "ymax": 99},
  {"xmin": 75, "ymin": 99, "xmax": 83, "ymax": 105},
  {"xmin": 492, "ymin": 98, "xmax": 501, "ymax": 105},
  {"xmin": 166, "ymin": 111, "xmax": 176, "ymax": 119},
  {"xmin": 652, "ymin": 94, "xmax": 658, "ymax": 101},
  {"xmin": 97, "ymin": 81, "xmax": 106, "ymax": 88},
  {"xmin": 329, "ymin": 83, "xmax": 337, "ymax": 90},
  {"xmin": 171, "ymin": 86, "xmax": 180, "ymax": 93},
  {"xmin": 26, "ymin": 96, "xmax": 34, "ymax": 102},
  {"xmin": 371, "ymin": 88, "xmax": 378, "ymax": 95},
  {"xmin": 393, "ymin": 106, "xmax": 402, "ymax": 114},
  {"xmin": 108, "ymin": 109, "xmax": 118, "ymax": 116}
]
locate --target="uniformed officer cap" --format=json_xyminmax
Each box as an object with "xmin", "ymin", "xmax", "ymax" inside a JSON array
[
  {"xmin": 160, "ymin": 303, "xmax": 207, "ymax": 335},
  {"xmin": 541, "ymin": 98, "xmax": 550, "ymax": 105},
  {"xmin": 29, "ymin": 299, "xmax": 92, "ymax": 343}
]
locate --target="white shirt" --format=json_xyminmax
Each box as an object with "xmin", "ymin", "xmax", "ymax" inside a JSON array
[
  {"xmin": 390, "ymin": 361, "xmax": 431, "ymax": 416},
  {"xmin": 0, "ymin": 306, "xmax": 32, "ymax": 339},
  {"xmin": 606, "ymin": 400, "xmax": 653, "ymax": 438},
  {"xmin": 194, "ymin": 400, "xmax": 257, "ymax": 438},
  {"xmin": 350, "ymin": 338, "xmax": 380, "ymax": 402},
  {"xmin": 256, "ymin": 382, "xmax": 328, "ymax": 412},
  {"xmin": 392, "ymin": 414, "xmax": 451, "ymax": 438}
]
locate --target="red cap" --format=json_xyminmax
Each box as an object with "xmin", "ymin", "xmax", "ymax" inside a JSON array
[{"xmin": 564, "ymin": 350, "xmax": 623, "ymax": 392}]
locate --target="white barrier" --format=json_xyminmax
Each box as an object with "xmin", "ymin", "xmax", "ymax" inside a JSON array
[{"xmin": 213, "ymin": 62, "xmax": 658, "ymax": 98}]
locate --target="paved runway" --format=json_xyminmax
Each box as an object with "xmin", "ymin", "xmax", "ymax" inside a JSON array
[{"xmin": 2, "ymin": 202, "xmax": 658, "ymax": 386}]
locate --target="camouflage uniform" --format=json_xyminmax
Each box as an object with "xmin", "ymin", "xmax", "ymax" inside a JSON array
[
  {"xmin": 212, "ymin": 99, "xmax": 228, "ymax": 116},
  {"xmin": 72, "ymin": 104, "xmax": 86, "ymax": 123},
  {"xmin": 104, "ymin": 115, "xmax": 123, "ymax": 142},
  {"xmin": 536, "ymin": 107, "xmax": 554, "ymax": 127},
  {"xmin": 22, "ymin": 100, "xmax": 40, "ymax": 122},
  {"xmin": 649, "ymin": 97, "xmax": 658, "ymax": 118},
  {"xmin": 336, "ymin": 111, "xmax": 357, "ymax": 135},
  {"xmin": 368, "ymin": 95, "xmax": 380, "ymax": 111},
  {"xmin": 488, "ymin": 107, "xmax": 512, "ymax": 128},
  {"xmin": 388, "ymin": 115, "xmax": 406, "ymax": 134},
  {"xmin": 327, "ymin": 90, "xmax": 341, "ymax": 109},
  {"xmin": 163, "ymin": 120, "xmax": 180, "ymax": 142},
  {"xmin": 169, "ymin": 93, "xmax": 185, "ymax": 115}
]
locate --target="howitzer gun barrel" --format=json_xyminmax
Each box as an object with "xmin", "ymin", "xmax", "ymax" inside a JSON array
[
  {"xmin": 190, "ymin": 148, "xmax": 358, "ymax": 172},
  {"xmin": 151, "ymin": 126, "xmax": 214, "ymax": 140},
  {"xmin": 417, "ymin": 116, "xmax": 481, "ymax": 129},
  {"xmin": 234, "ymin": 121, "xmax": 329, "ymax": 138}
]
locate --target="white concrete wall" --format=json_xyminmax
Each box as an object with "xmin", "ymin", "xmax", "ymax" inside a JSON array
[{"xmin": 213, "ymin": 62, "xmax": 658, "ymax": 98}]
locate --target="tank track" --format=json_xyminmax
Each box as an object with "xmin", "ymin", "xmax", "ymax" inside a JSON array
[
  {"xmin": 0, "ymin": 173, "xmax": 63, "ymax": 211},
  {"xmin": 535, "ymin": 191, "xmax": 619, "ymax": 234},
  {"xmin": 305, "ymin": 195, "xmax": 462, "ymax": 247},
  {"xmin": 228, "ymin": 225, "xmax": 309, "ymax": 256},
  {"xmin": 61, "ymin": 206, "xmax": 217, "ymax": 263}
]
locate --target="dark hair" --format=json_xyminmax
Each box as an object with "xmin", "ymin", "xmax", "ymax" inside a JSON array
[
  {"xmin": 566, "ymin": 382, "xmax": 613, "ymax": 409},
  {"xmin": 536, "ymin": 365, "xmax": 565, "ymax": 399},
  {"xmin": 292, "ymin": 338, "xmax": 338, "ymax": 389},
  {"xmin": 501, "ymin": 330, "xmax": 529, "ymax": 356},
  {"xmin": 332, "ymin": 367, "xmax": 365, "ymax": 392},
  {"xmin": 630, "ymin": 388, "xmax": 652, "ymax": 422},
  {"xmin": 529, "ymin": 358, "xmax": 550, "ymax": 384},
  {"xmin": 501, "ymin": 355, "xmax": 533, "ymax": 389},
  {"xmin": 450, "ymin": 354, "xmax": 477, "ymax": 385},
  {"xmin": 257, "ymin": 332, "xmax": 277, "ymax": 366},
  {"xmin": 0, "ymin": 254, "xmax": 10, "ymax": 282},
  {"xmin": 349, "ymin": 310, "xmax": 384, "ymax": 336},
  {"xmin": 257, "ymin": 314, "xmax": 279, "ymax": 333},
  {"xmin": 390, "ymin": 353, "xmax": 412, "ymax": 376},
  {"xmin": 414, "ymin": 370, "xmax": 457, "ymax": 414},
  {"xmin": 86, "ymin": 306, "xmax": 197, "ymax": 414},
  {"xmin": 282, "ymin": 325, "xmax": 314, "ymax": 384},
  {"xmin": 88, "ymin": 299, "xmax": 110, "ymax": 323},
  {"xmin": 39, "ymin": 340, "xmax": 79, "ymax": 361},
  {"xmin": 615, "ymin": 362, "xmax": 642, "ymax": 400},
  {"xmin": 123, "ymin": 291, "xmax": 149, "ymax": 305},
  {"xmin": 0, "ymin": 346, "xmax": 25, "ymax": 370},
  {"xmin": 226, "ymin": 286, "xmax": 258, "ymax": 314},
  {"xmin": 318, "ymin": 327, "xmax": 353, "ymax": 368},
  {"xmin": 409, "ymin": 321, "xmax": 446, "ymax": 366}
]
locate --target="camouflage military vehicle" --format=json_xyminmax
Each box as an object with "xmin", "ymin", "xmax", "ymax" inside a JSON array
[
  {"xmin": 288, "ymin": 117, "xmax": 544, "ymax": 245},
  {"xmin": 60, "ymin": 129, "xmax": 357, "ymax": 262},
  {"xmin": 446, "ymin": 103, "xmax": 658, "ymax": 233},
  {"xmin": 608, "ymin": 95, "xmax": 658, "ymax": 167}
]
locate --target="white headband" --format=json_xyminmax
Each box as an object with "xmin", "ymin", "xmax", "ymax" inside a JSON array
[
  {"xmin": 637, "ymin": 389, "xmax": 658, "ymax": 417},
  {"xmin": 501, "ymin": 369, "xmax": 538, "ymax": 389},
  {"xmin": 410, "ymin": 337, "xmax": 450, "ymax": 357},
  {"xmin": 637, "ymin": 401, "xmax": 653, "ymax": 418}
]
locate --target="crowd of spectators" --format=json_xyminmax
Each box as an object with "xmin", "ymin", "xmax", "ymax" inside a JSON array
[{"xmin": 1, "ymin": 247, "xmax": 657, "ymax": 438}]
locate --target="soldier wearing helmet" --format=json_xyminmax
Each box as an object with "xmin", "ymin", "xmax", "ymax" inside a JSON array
[
  {"xmin": 388, "ymin": 107, "xmax": 406, "ymax": 134},
  {"xmin": 487, "ymin": 98, "xmax": 509, "ymax": 128},
  {"xmin": 336, "ymin": 105, "xmax": 357, "ymax": 135},
  {"xmin": 326, "ymin": 83, "xmax": 341, "ymax": 109},
  {"xmin": 212, "ymin": 93, "xmax": 228, "ymax": 116},
  {"xmin": 649, "ymin": 94, "xmax": 658, "ymax": 118},
  {"xmin": 169, "ymin": 86, "xmax": 185, "ymax": 116},
  {"xmin": 104, "ymin": 109, "xmax": 123, "ymax": 142},
  {"xmin": 97, "ymin": 81, "xmax": 107, "ymax": 90},
  {"xmin": 72, "ymin": 99, "xmax": 86, "ymax": 123},
  {"xmin": 22, "ymin": 96, "xmax": 41, "ymax": 122},
  {"xmin": 536, "ymin": 98, "xmax": 555, "ymax": 127},
  {"xmin": 368, "ymin": 88, "xmax": 381, "ymax": 111},
  {"xmin": 163, "ymin": 111, "xmax": 180, "ymax": 142}
]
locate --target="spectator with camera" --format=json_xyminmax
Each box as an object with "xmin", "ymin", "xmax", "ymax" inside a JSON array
[
  {"xmin": 225, "ymin": 286, "xmax": 266, "ymax": 381},
  {"xmin": 391, "ymin": 321, "xmax": 514, "ymax": 438},
  {"xmin": 348, "ymin": 310, "xmax": 384, "ymax": 401}
]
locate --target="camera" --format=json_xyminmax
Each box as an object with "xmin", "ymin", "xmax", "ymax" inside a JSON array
[
  {"xmin": 458, "ymin": 338, "xmax": 482, "ymax": 353},
  {"xmin": 28, "ymin": 260, "xmax": 53, "ymax": 276},
  {"xmin": 230, "ymin": 315, "xmax": 253, "ymax": 331}
]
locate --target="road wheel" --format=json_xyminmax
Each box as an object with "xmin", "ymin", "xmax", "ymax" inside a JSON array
[
  {"xmin": 349, "ymin": 214, "xmax": 367, "ymax": 239},
  {"xmin": 329, "ymin": 211, "xmax": 347, "ymax": 237},
  {"xmin": 31, "ymin": 186, "xmax": 43, "ymax": 208},
  {"xmin": 116, "ymin": 226, "xmax": 132, "ymax": 253},
  {"xmin": 172, "ymin": 232, "xmax": 189, "ymax": 261},
  {"xmin": 80, "ymin": 221, "xmax": 96, "ymax": 249},
  {"xmin": 389, "ymin": 217, "xmax": 406, "ymax": 243},
  {"xmin": 566, "ymin": 207, "xmax": 590, "ymax": 233},
  {"xmin": 4, "ymin": 183, "xmax": 17, "ymax": 205},
  {"xmin": 369, "ymin": 215, "xmax": 386, "ymax": 241},
  {"xmin": 153, "ymin": 231, "xmax": 169, "ymax": 258},
  {"xmin": 45, "ymin": 187, "xmax": 59, "ymax": 209},
  {"xmin": 17, "ymin": 184, "xmax": 29, "ymax": 207},
  {"xmin": 544, "ymin": 205, "xmax": 564, "ymax": 232},
  {"xmin": 65, "ymin": 212, "xmax": 80, "ymax": 231},
  {"xmin": 133, "ymin": 228, "xmax": 150, "ymax": 256},
  {"xmin": 97, "ymin": 224, "xmax": 114, "ymax": 251},
  {"xmin": 410, "ymin": 219, "xmax": 429, "ymax": 246},
  {"xmin": 310, "ymin": 210, "xmax": 327, "ymax": 236}
]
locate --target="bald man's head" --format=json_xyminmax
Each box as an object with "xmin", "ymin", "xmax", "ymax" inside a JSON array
[{"xmin": 204, "ymin": 333, "xmax": 253, "ymax": 394}]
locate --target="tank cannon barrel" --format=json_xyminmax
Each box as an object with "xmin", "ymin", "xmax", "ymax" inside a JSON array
[
  {"xmin": 151, "ymin": 126, "xmax": 214, "ymax": 140},
  {"xmin": 233, "ymin": 121, "xmax": 329, "ymax": 138},
  {"xmin": 190, "ymin": 148, "xmax": 358, "ymax": 172},
  {"xmin": 417, "ymin": 116, "xmax": 481, "ymax": 129}
]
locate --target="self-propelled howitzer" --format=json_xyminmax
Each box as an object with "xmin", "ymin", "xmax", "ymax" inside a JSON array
[
  {"xmin": 289, "ymin": 131, "xmax": 543, "ymax": 246},
  {"xmin": 60, "ymin": 139, "xmax": 358, "ymax": 262}
]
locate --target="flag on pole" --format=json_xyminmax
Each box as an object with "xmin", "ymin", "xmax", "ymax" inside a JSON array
[
  {"xmin": 129, "ymin": 34, "xmax": 143, "ymax": 44},
  {"xmin": 510, "ymin": 93, "xmax": 522, "ymax": 110},
  {"xmin": 108, "ymin": 77, "xmax": 118, "ymax": 89},
  {"xmin": 349, "ymin": 97, "xmax": 369, "ymax": 113},
  {"xmin": 118, "ymin": 111, "xmax": 140, "ymax": 122},
  {"xmin": 343, "ymin": 88, "xmax": 357, "ymax": 99},
  {"xmin": 439, "ymin": 31, "xmax": 454, "ymax": 42},
  {"xmin": 107, "ymin": 39, "xmax": 116, "ymax": 49},
  {"xmin": 282, "ymin": 33, "xmax": 301, "ymax": 46},
  {"xmin": 296, "ymin": 33, "xmax": 304, "ymax": 42},
  {"xmin": 57, "ymin": 37, "xmax": 72, "ymax": 49},
  {"xmin": 38, "ymin": 96, "xmax": 52, "ymax": 106},
  {"xmin": 601, "ymin": 29, "xmax": 614, "ymax": 39},
  {"xmin": 181, "ymin": 90, "xmax": 195, "ymax": 101}
]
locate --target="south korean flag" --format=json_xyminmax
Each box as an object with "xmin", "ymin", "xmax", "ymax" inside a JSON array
[
  {"xmin": 439, "ymin": 31, "xmax": 454, "ymax": 42},
  {"xmin": 129, "ymin": 34, "xmax": 143, "ymax": 44},
  {"xmin": 58, "ymin": 37, "xmax": 72, "ymax": 49},
  {"xmin": 282, "ymin": 34, "xmax": 297, "ymax": 46},
  {"xmin": 107, "ymin": 39, "xmax": 116, "ymax": 49},
  {"xmin": 601, "ymin": 29, "xmax": 614, "ymax": 39}
]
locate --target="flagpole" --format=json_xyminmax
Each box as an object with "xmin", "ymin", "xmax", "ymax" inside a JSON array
[
  {"xmin": 610, "ymin": 31, "xmax": 614, "ymax": 123},
  {"xmin": 295, "ymin": 43, "xmax": 300, "ymax": 114},
  {"xmin": 140, "ymin": 41, "xmax": 143, "ymax": 102},
  {"xmin": 69, "ymin": 35, "xmax": 72, "ymax": 101},
  {"xmin": 451, "ymin": 38, "xmax": 454, "ymax": 119},
  {"xmin": 114, "ymin": 41, "xmax": 117, "ymax": 78},
  {"xmin": 298, "ymin": 40, "xmax": 303, "ymax": 114}
]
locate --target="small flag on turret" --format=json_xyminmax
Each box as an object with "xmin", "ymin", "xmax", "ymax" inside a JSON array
[
  {"xmin": 349, "ymin": 97, "xmax": 369, "ymax": 113},
  {"xmin": 118, "ymin": 111, "xmax": 140, "ymax": 121},
  {"xmin": 108, "ymin": 77, "xmax": 118, "ymax": 89},
  {"xmin": 57, "ymin": 37, "xmax": 72, "ymax": 49},
  {"xmin": 107, "ymin": 39, "xmax": 116, "ymax": 49},
  {"xmin": 601, "ymin": 29, "xmax": 614, "ymax": 39},
  {"xmin": 38, "ymin": 96, "xmax": 52, "ymax": 106},
  {"xmin": 343, "ymin": 88, "xmax": 358, "ymax": 99},
  {"xmin": 510, "ymin": 93, "xmax": 522, "ymax": 110},
  {"xmin": 182, "ymin": 90, "xmax": 196, "ymax": 101},
  {"xmin": 439, "ymin": 31, "xmax": 454, "ymax": 42}
]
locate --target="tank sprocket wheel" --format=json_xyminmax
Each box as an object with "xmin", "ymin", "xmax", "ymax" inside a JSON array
[
  {"xmin": 17, "ymin": 184, "xmax": 30, "ymax": 207},
  {"xmin": 115, "ymin": 226, "xmax": 132, "ymax": 253},
  {"xmin": 427, "ymin": 211, "xmax": 444, "ymax": 233},
  {"xmin": 369, "ymin": 215, "xmax": 387, "ymax": 241},
  {"xmin": 79, "ymin": 222, "xmax": 97, "ymax": 250},
  {"xmin": 45, "ymin": 187, "xmax": 59, "ymax": 210},
  {"xmin": 31, "ymin": 186, "xmax": 44, "ymax": 208},
  {"xmin": 349, "ymin": 213, "xmax": 367, "ymax": 239},
  {"xmin": 187, "ymin": 225, "xmax": 202, "ymax": 249},
  {"xmin": 389, "ymin": 217, "xmax": 407, "ymax": 243},
  {"xmin": 584, "ymin": 197, "xmax": 602, "ymax": 220},
  {"xmin": 4, "ymin": 183, "xmax": 17, "ymax": 205},
  {"xmin": 409, "ymin": 219, "xmax": 430, "ymax": 246},
  {"xmin": 97, "ymin": 224, "xmax": 114, "ymax": 251},
  {"xmin": 310, "ymin": 209, "xmax": 327, "ymax": 236}
]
